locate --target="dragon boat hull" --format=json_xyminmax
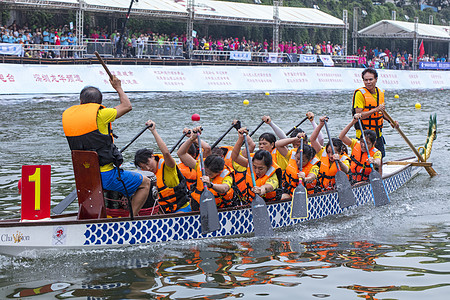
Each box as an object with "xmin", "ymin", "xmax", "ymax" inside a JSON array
[{"xmin": 0, "ymin": 161, "xmax": 420, "ymax": 256}]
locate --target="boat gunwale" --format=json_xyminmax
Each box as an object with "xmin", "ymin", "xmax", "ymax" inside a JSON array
[{"xmin": 0, "ymin": 159, "xmax": 416, "ymax": 228}]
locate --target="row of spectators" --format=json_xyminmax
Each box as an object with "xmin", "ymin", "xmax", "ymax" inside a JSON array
[
  {"xmin": 1, "ymin": 22, "xmax": 448, "ymax": 63},
  {"xmin": 355, "ymin": 46, "xmax": 448, "ymax": 70}
]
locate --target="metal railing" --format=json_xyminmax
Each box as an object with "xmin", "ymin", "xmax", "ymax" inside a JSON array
[{"xmin": 85, "ymin": 39, "xmax": 184, "ymax": 59}]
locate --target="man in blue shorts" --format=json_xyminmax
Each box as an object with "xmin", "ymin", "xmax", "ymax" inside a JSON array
[{"xmin": 62, "ymin": 75, "xmax": 150, "ymax": 216}]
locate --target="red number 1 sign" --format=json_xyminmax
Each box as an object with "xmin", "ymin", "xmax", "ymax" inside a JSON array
[{"xmin": 21, "ymin": 165, "xmax": 51, "ymax": 221}]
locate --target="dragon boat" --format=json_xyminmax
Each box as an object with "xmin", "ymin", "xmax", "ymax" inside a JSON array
[{"xmin": 0, "ymin": 115, "xmax": 437, "ymax": 256}]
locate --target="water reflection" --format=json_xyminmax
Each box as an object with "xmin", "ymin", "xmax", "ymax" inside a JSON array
[{"xmin": 2, "ymin": 226, "xmax": 449, "ymax": 299}]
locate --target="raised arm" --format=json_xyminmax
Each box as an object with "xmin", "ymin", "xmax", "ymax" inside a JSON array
[
  {"xmin": 275, "ymin": 132, "xmax": 306, "ymax": 157},
  {"xmin": 306, "ymin": 112, "xmax": 324, "ymax": 146},
  {"xmin": 231, "ymin": 128, "xmax": 249, "ymax": 168},
  {"xmin": 177, "ymin": 129, "xmax": 198, "ymax": 169},
  {"xmin": 146, "ymin": 120, "xmax": 176, "ymax": 168},
  {"xmin": 310, "ymin": 116, "xmax": 327, "ymax": 154},
  {"xmin": 110, "ymin": 75, "xmax": 132, "ymax": 118},
  {"xmin": 263, "ymin": 115, "xmax": 287, "ymax": 139},
  {"xmin": 339, "ymin": 114, "xmax": 359, "ymax": 147}
]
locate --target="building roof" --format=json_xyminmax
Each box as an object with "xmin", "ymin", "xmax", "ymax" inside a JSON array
[
  {"xmin": 358, "ymin": 20, "xmax": 450, "ymax": 41},
  {"xmin": 3, "ymin": 0, "xmax": 345, "ymax": 28}
]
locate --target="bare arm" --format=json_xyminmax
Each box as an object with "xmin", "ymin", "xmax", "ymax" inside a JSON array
[
  {"xmin": 307, "ymin": 112, "xmax": 324, "ymax": 146},
  {"xmin": 147, "ymin": 120, "xmax": 176, "ymax": 168},
  {"xmin": 275, "ymin": 138, "xmax": 295, "ymax": 157},
  {"xmin": 200, "ymin": 176, "xmax": 230, "ymax": 194},
  {"xmin": 339, "ymin": 115, "xmax": 359, "ymax": 147},
  {"xmin": 355, "ymin": 103, "xmax": 384, "ymax": 120},
  {"xmin": 177, "ymin": 134, "xmax": 197, "ymax": 169},
  {"xmin": 110, "ymin": 76, "xmax": 132, "ymax": 118},
  {"xmin": 231, "ymin": 129, "xmax": 249, "ymax": 168},
  {"xmin": 310, "ymin": 116, "xmax": 326, "ymax": 154}
]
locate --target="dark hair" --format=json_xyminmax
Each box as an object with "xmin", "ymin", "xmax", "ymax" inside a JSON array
[
  {"xmin": 80, "ymin": 86, "xmax": 102, "ymax": 104},
  {"xmin": 362, "ymin": 68, "xmax": 378, "ymax": 79},
  {"xmin": 211, "ymin": 147, "xmax": 226, "ymax": 157},
  {"xmin": 302, "ymin": 144, "xmax": 316, "ymax": 162},
  {"xmin": 326, "ymin": 138, "xmax": 345, "ymax": 154},
  {"xmin": 363, "ymin": 129, "xmax": 377, "ymax": 145},
  {"xmin": 289, "ymin": 128, "xmax": 304, "ymax": 138},
  {"xmin": 259, "ymin": 132, "xmax": 276, "ymax": 147},
  {"xmin": 179, "ymin": 141, "xmax": 198, "ymax": 157},
  {"xmin": 253, "ymin": 149, "xmax": 272, "ymax": 168},
  {"xmin": 134, "ymin": 148, "xmax": 153, "ymax": 167},
  {"xmin": 204, "ymin": 155, "xmax": 225, "ymax": 173}
]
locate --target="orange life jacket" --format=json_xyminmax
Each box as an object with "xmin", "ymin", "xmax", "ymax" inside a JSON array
[
  {"xmin": 62, "ymin": 103, "xmax": 123, "ymax": 167},
  {"xmin": 349, "ymin": 141, "xmax": 378, "ymax": 183},
  {"xmin": 191, "ymin": 162, "xmax": 235, "ymax": 208},
  {"xmin": 154, "ymin": 154, "xmax": 189, "ymax": 213},
  {"xmin": 222, "ymin": 145, "xmax": 247, "ymax": 197},
  {"xmin": 245, "ymin": 162, "xmax": 282, "ymax": 202},
  {"xmin": 283, "ymin": 148, "xmax": 318, "ymax": 195},
  {"xmin": 352, "ymin": 87, "xmax": 385, "ymax": 135},
  {"xmin": 316, "ymin": 151, "xmax": 348, "ymax": 192},
  {"xmin": 177, "ymin": 161, "xmax": 196, "ymax": 190}
]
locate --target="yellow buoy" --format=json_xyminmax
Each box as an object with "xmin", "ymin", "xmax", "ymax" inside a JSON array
[
  {"xmin": 415, "ymin": 102, "xmax": 421, "ymax": 109},
  {"xmin": 265, "ymin": 92, "xmax": 270, "ymax": 96},
  {"xmin": 243, "ymin": 99, "xmax": 249, "ymax": 106},
  {"xmin": 394, "ymin": 94, "xmax": 399, "ymax": 99}
]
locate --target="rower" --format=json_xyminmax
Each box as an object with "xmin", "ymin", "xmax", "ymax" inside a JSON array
[
  {"xmin": 278, "ymin": 133, "xmax": 319, "ymax": 200},
  {"xmin": 231, "ymin": 128, "xmax": 283, "ymax": 203},
  {"xmin": 259, "ymin": 115, "xmax": 289, "ymax": 170},
  {"xmin": 177, "ymin": 126, "xmax": 236, "ymax": 211},
  {"xmin": 134, "ymin": 120, "xmax": 191, "ymax": 214},
  {"xmin": 339, "ymin": 114, "xmax": 382, "ymax": 184},
  {"xmin": 310, "ymin": 116, "xmax": 350, "ymax": 193}
]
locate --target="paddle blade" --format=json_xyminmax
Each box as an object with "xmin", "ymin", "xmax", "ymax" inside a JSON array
[
  {"xmin": 51, "ymin": 189, "xmax": 77, "ymax": 215},
  {"xmin": 200, "ymin": 189, "xmax": 220, "ymax": 234},
  {"xmin": 369, "ymin": 170, "xmax": 390, "ymax": 206},
  {"xmin": 291, "ymin": 185, "xmax": 308, "ymax": 219},
  {"xmin": 335, "ymin": 171, "xmax": 356, "ymax": 209},
  {"xmin": 251, "ymin": 195, "xmax": 274, "ymax": 237}
]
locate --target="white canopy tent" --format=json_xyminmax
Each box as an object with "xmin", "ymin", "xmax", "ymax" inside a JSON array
[
  {"xmin": 2, "ymin": 0, "xmax": 347, "ymax": 56},
  {"xmin": 2, "ymin": 0, "xmax": 345, "ymax": 28},
  {"xmin": 358, "ymin": 20, "xmax": 450, "ymax": 42},
  {"xmin": 356, "ymin": 19, "xmax": 449, "ymax": 69}
]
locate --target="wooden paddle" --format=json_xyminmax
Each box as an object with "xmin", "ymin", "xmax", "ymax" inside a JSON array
[
  {"xmin": 323, "ymin": 120, "xmax": 356, "ymax": 209},
  {"xmin": 169, "ymin": 132, "xmax": 187, "ymax": 154},
  {"xmin": 285, "ymin": 117, "xmax": 308, "ymax": 136},
  {"xmin": 210, "ymin": 121, "xmax": 240, "ymax": 150},
  {"xmin": 382, "ymin": 110, "xmax": 437, "ymax": 177},
  {"xmin": 95, "ymin": 51, "xmax": 113, "ymax": 79},
  {"xmin": 290, "ymin": 137, "xmax": 309, "ymax": 219},
  {"xmin": 243, "ymin": 133, "xmax": 274, "ymax": 237},
  {"xmin": 52, "ymin": 124, "xmax": 151, "ymax": 215},
  {"xmin": 357, "ymin": 119, "xmax": 390, "ymax": 206},
  {"xmin": 249, "ymin": 121, "xmax": 265, "ymax": 137},
  {"xmin": 197, "ymin": 130, "xmax": 220, "ymax": 234}
]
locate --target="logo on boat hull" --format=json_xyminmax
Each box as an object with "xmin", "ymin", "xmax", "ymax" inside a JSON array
[
  {"xmin": 1, "ymin": 231, "xmax": 30, "ymax": 244},
  {"xmin": 52, "ymin": 226, "xmax": 67, "ymax": 245}
]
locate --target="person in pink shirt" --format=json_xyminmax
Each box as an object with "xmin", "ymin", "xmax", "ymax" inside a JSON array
[
  {"xmin": 326, "ymin": 41, "xmax": 332, "ymax": 54},
  {"xmin": 217, "ymin": 39, "xmax": 223, "ymax": 51}
]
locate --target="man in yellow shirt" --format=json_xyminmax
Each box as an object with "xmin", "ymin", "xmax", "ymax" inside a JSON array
[
  {"xmin": 62, "ymin": 76, "xmax": 150, "ymax": 217},
  {"xmin": 352, "ymin": 68, "xmax": 398, "ymax": 175}
]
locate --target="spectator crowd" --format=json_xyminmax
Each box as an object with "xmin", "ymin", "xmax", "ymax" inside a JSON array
[{"xmin": 1, "ymin": 21, "xmax": 448, "ymax": 65}]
